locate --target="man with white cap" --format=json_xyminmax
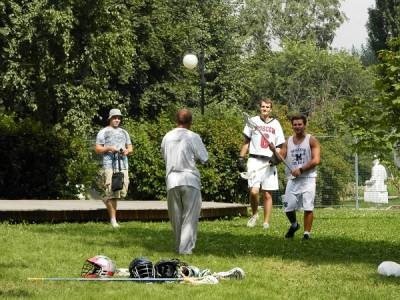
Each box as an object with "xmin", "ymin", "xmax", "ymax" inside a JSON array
[{"xmin": 95, "ymin": 108, "xmax": 133, "ymax": 228}]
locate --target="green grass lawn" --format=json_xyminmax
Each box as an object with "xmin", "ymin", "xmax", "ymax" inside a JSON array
[{"xmin": 1, "ymin": 208, "xmax": 400, "ymax": 299}]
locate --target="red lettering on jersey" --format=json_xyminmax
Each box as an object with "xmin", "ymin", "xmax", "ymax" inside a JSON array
[
  {"xmin": 261, "ymin": 134, "xmax": 270, "ymax": 148},
  {"xmin": 258, "ymin": 125, "xmax": 276, "ymax": 134}
]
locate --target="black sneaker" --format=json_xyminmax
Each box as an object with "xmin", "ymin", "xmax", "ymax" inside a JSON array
[
  {"xmin": 285, "ymin": 223, "xmax": 300, "ymax": 238},
  {"xmin": 302, "ymin": 233, "xmax": 310, "ymax": 240}
]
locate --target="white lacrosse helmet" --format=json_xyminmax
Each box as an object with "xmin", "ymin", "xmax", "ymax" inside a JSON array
[{"xmin": 81, "ymin": 255, "xmax": 116, "ymax": 278}]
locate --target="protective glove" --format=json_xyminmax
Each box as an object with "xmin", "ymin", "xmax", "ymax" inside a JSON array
[
  {"xmin": 269, "ymin": 153, "xmax": 282, "ymax": 166},
  {"xmin": 237, "ymin": 156, "xmax": 246, "ymax": 172}
]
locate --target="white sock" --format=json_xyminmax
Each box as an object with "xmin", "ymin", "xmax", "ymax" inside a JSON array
[
  {"xmin": 304, "ymin": 231, "xmax": 310, "ymax": 236},
  {"xmin": 110, "ymin": 218, "xmax": 117, "ymax": 224}
]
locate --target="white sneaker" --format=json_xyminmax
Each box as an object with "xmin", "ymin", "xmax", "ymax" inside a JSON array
[
  {"xmin": 214, "ymin": 267, "xmax": 245, "ymax": 280},
  {"xmin": 263, "ymin": 223, "xmax": 270, "ymax": 230},
  {"xmin": 111, "ymin": 221, "xmax": 120, "ymax": 228},
  {"xmin": 247, "ymin": 214, "xmax": 259, "ymax": 227}
]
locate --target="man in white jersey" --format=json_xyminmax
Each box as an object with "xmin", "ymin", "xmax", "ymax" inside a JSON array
[
  {"xmin": 95, "ymin": 108, "xmax": 133, "ymax": 228},
  {"xmin": 238, "ymin": 99, "xmax": 285, "ymax": 229},
  {"xmin": 280, "ymin": 114, "xmax": 320, "ymax": 240},
  {"xmin": 161, "ymin": 109, "xmax": 208, "ymax": 254}
]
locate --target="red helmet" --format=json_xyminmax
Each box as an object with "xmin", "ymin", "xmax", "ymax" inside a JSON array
[{"xmin": 81, "ymin": 255, "xmax": 116, "ymax": 278}]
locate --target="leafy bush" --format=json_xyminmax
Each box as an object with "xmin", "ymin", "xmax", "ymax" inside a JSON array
[
  {"xmin": 0, "ymin": 114, "xmax": 97, "ymax": 199},
  {"xmin": 124, "ymin": 104, "xmax": 248, "ymax": 202}
]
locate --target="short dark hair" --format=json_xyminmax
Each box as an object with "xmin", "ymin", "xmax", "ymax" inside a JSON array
[
  {"xmin": 290, "ymin": 114, "xmax": 307, "ymax": 125},
  {"xmin": 176, "ymin": 109, "xmax": 192, "ymax": 125}
]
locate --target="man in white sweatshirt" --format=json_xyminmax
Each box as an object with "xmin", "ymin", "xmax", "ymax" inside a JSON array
[{"xmin": 161, "ymin": 109, "xmax": 208, "ymax": 255}]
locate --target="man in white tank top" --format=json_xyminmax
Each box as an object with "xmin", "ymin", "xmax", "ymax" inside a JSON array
[
  {"xmin": 280, "ymin": 114, "xmax": 320, "ymax": 240},
  {"xmin": 238, "ymin": 99, "xmax": 285, "ymax": 229}
]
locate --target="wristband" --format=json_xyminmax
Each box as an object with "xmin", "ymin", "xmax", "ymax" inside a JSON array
[{"xmin": 299, "ymin": 167, "xmax": 303, "ymax": 174}]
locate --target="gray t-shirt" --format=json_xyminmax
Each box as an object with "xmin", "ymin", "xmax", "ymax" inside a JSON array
[{"xmin": 96, "ymin": 127, "xmax": 132, "ymax": 170}]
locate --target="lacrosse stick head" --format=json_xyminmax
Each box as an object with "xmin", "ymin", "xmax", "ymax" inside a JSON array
[
  {"xmin": 242, "ymin": 112, "xmax": 257, "ymax": 130},
  {"xmin": 240, "ymin": 171, "xmax": 254, "ymax": 180},
  {"xmin": 81, "ymin": 255, "xmax": 116, "ymax": 278},
  {"xmin": 129, "ymin": 257, "xmax": 155, "ymax": 278}
]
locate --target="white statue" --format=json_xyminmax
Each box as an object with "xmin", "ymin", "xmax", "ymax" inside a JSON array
[{"xmin": 364, "ymin": 158, "xmax": 388, "ymax": 203}]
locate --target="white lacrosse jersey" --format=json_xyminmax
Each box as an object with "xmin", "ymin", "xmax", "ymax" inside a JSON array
[
  {"xmin": 161, "ymin": 127, "xmax": 208, "ymax": 191},
  {"xmin": 243, "ymin": 116, "xmax": 285, "ymax": 157},
  {"xmin": 285, "ymin": 134, "xmax": 317, "ymax": 178}
]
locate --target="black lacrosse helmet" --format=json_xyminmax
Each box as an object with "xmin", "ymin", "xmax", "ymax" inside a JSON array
[
  {"xmin": 129, "ymin": 257, "xmax": 155, "ymax": 278},
  {"xmin": 154, "ymin": 258, "xmax": 184, "ymax": 278}
]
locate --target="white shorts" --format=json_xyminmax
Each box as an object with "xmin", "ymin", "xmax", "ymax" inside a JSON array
[
  {"xmin": 283, "ymin": 177, "xmax": 316, "ymax": 212},
  {"xmin": 246, "ymin": 157, "xmax": 279, "ymax": 191}
]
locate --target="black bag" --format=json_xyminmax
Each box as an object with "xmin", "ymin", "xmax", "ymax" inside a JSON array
[
  {"xmin": 111, "ymin": 151, "xmax": 124, "ymax": 192},
  {"xmin": 111, "ymin": 172, "xmax": 124, "ymax": 191}
]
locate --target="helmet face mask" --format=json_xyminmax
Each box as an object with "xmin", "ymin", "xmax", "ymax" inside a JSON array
[
  {"xmin": 154, "ymin": 259, "xmax": 184, "ymax": 278},
  {"xmin": 81, "ymin": 255, "xmax": 116, "ymax": 278},
  {"xmin": 129, "ymin": 257, "xmax": 155, "ymax": 278}
]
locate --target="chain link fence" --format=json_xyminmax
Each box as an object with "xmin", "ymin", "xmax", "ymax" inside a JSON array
[
  {"xmin": 89, "ymin": 135, "xmax": 399, "ymax": 207},
  {"xmin": 272, "ymin": 136, "xmax": 399, "ymax": 208}
]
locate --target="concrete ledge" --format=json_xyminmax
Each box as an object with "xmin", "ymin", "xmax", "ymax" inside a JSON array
[{"xmin": 0, "ymin": 200, "xmax": 248, "ymax": 223}]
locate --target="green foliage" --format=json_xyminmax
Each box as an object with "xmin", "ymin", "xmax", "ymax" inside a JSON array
[
  {"xmin": 367, "ymin": 0, "xmax": 400, "ymax": 56},
  {"xmin": 124, "ymin": 104, "xmax": 247, "ymax": 202},
  {"xmin": 123, "ymin": 114, "xmax": 172, "ymax": 200},
  {"xmin": 352, "ymin": 44, "xmax": 379, "ymax": 67},
  {"xmin": 0, "ymin": 0, "xmax": 243, "ymax": 135},
  {"xmin": 342, "ymin": 38, "xmax": 400, "ymax": 156},
  {"xmin": 238, "ymin": 0, "xmax": 344, "ymax": 51},
  {"xmin": 0, "ymin": 113, "xmax": 97, "ymax": 199},
  {"xmin": 251, "ymin": 41, "xmax": 376, "ymax": 115},
  {"xmin": 0, "ymin": 0, "xmax": 378, "ymax": 202},
  {"xmin": 191, "ymin": 104, "xmax": 246, "ymax": 202}
]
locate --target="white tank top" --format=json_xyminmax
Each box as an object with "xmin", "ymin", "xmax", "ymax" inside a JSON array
[{"xmin": 285, "ymin": 134, "xmax": 317, "ymax": 178}]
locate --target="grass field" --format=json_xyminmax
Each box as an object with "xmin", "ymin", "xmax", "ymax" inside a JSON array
[{"xmin": 1, "ymin": 207, "xmax": 400, "ymax": 299}]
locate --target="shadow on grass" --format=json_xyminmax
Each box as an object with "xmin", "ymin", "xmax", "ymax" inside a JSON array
[
  {"xmin": 29, "ymin": 220, "xmax": 400, "ymax": 267},
  {"xmin": 0, "ymin": 289, "xmax": 33, "ymax": 298}
]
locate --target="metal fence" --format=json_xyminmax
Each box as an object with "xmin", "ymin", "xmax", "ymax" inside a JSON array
[
  {"xmin": 272, "ymin": 136, "xmax": 396, "ymax": 208},
  {"xmin": 89, "ymin": 136, "xmax": 397, "ymax": 208}
]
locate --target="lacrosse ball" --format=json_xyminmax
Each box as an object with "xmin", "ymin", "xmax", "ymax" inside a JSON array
[
  {"xmin": 377, "ymin": 261, "xmax": 400, "ymax": 276},
  {"xmin": 183, "ymin": 54, "xmax": 198, "ymax": 69}
]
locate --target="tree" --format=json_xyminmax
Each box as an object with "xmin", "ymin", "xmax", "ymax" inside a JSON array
[
  {"xmin": 0, "ymin": 0, "xmax": 243, "ymax": 135},
  {"xmin": 351, "ymin": 44, "xmax": 379, "ymax": 67},
  {"xmin": 342, "ymin": 38, "xmax": 400, "ymax": 155},
  {"xmin": 250, "ymin": 41, "xmax": 376, "ymax": 115},
  {"xmin": 367, "ymin": 0, "xmax": 400, "ymax": 55},
  {"xmin": 238, "ymin": 0, "xmax": 344, "ymax": 52}
]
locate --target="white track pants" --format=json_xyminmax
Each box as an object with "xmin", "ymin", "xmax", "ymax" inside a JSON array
[{"xmin": 167, "ymin": 186, "xmax": 202, "ymax": 254}]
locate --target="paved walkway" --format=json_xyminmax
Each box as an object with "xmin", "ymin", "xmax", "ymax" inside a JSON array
[{"xmin": 0, "ymin": 200, "xmax": 248, "ymax": 223}]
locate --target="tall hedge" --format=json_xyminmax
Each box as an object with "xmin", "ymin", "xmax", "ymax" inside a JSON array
[
  {"xmin": 124, "ymin": 104, "xmax": 247, "ymax": 202},
  {"xmin": 0, "ymin": 113, "xmax": 97, "ymax": 199}
]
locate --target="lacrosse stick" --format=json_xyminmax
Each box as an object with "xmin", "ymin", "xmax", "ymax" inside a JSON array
[
  {"xmin": 243, "ymin": 112, "xmax": 292, "ymax": 171},
  {"xmin": 240, "ymin": 163, "xmax": 271, "ymax": 180},
  {"xmin": 182, "ymin": 275, "xmax": 219, "ymax": 285},
  {"xmin": 28, "ymin": 277, "xmax": 187, "ymax": 283}
]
